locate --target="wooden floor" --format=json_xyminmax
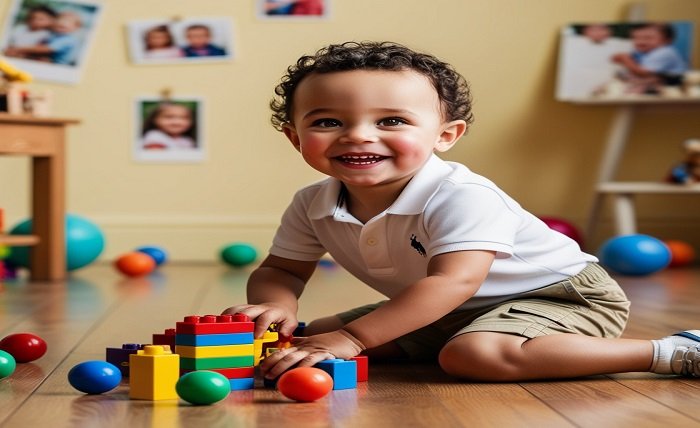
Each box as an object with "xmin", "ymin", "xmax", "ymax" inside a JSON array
[{"xmin": 1, "ymin": 263, "xmax": 699, "ymax": 428}]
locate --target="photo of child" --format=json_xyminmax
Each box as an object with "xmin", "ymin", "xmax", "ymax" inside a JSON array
[
  {"xmin": 127, "ymin": 17, "xmax": 233, "ymax": 65},
  {"xmin": 556, "ymin": 21, "xmax": 693, "ymax": 100},
  {"xmin": 143, "ymin": 25, "xmax": 182, "ymax": 60},
  {"xmin": 134, "ymin": 97, "xmax": 205, "ymax": 163},
  {"xmin": 258, "ymin": 0, "xmax": 330, "ymax": 18},
  {"xmin": 0, "ymin": 0, "xmax": 103, "ymax": 84}
]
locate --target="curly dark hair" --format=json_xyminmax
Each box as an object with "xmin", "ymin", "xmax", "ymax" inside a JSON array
[{"xmin": 270, "ymin": 41, "xmax": 474, "ymax": 131}]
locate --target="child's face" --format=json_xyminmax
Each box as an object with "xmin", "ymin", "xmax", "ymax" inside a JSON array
[
  {"xmin": 53, "ymin": 14, "xmax": 80, "ymax": 34},
  {"xmin": 283, "ymin": 70, "xmax": 465, "ymax": 191},
  {"xmin": 146, "ymin": 31, "xmax": 171, "ymax": 49},
  {"xmin": 154, "ymin": 105, "xmax": 192, "ymax": 136},
  {"xmin": 631, "ymin": 27, "xmax": 667, "ymax": 52},
  {"xmin": 27, "ymin": 11, "xmax": 54, "ymax": 31},
  {"xmin": 185, "ymin": 28, "xmax": 211, "ymax": 48}
]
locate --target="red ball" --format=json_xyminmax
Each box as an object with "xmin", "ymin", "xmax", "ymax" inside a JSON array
[
  {"xmin": 114, "ymin": 252, "xmax": 156, "ymax": 277},
  {"xmin": 0, "ymin": 333, "xmax": 47, "ymax": 363},
  {"xmin": 539, "ymin": 216, "xmax": 584, "ymax": 247},
  {"xmin": 277, "ymin": 367, "xmax": 333, "ymax": 402},
  {"xmin": 664, "ymin": 240, "xmax": 696, "ymax": 267}
]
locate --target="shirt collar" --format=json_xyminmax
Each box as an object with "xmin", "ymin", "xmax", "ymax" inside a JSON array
[{"xmin": 307, "ymin": 154, "xmax": 454, "ymax": 219}]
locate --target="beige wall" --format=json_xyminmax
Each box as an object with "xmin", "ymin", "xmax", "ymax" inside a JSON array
[{"xmin": 1, "ymin": 0, "xmax": 699, "ymax": 261}]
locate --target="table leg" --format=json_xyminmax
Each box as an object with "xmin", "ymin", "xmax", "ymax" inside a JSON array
[{"xmin": 31, "ymin": 141, "xmax": 66, "ymax": 281}]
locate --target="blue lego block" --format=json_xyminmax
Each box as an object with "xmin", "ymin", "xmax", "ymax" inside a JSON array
[
  {"xmin": 175, "ymin": 332, "xmax": 254, "ymax": 346},
  {"xmin": 229, "ymin": 377, "xmax": 255, "ymax": 390},
  {"xmin": 315, "ymin": 359, "xmax": 357, "ymax": 390}
]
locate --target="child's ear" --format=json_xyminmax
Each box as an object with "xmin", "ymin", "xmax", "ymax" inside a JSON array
[
  {"xmin": 282, "ymin": 123, "xmax": 301, "ymax": 152},
  {"xmin": 434, "ymin": 120, "xmax": 468, "ymax": 152}
]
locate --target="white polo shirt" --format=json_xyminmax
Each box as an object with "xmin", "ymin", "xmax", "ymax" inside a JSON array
[{"xmin": 270, "ymin": 154, "xmax": 597, "ymax": 309}]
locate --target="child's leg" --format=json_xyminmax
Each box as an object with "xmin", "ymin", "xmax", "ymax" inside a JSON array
[{"xmin": 438, "ymin": 331, "xmax": 700, "ymax": 381}]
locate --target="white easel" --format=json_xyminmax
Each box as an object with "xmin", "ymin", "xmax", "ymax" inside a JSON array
[{"xmin": 583, "ymin": 4, "xmax": 700, "ymax": 242}]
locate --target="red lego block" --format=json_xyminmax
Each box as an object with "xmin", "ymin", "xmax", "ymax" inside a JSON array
[
  {"xmin": 175, "ymin": 314, "xmax": 254, "ymax": 335},
  {"xmin": 152, "ymin": 328, "xmax": 176, "ymax": 352},
  {"xmin": 351, "ymin": 355, "xmax": 368, "ymax": 382},
  {"xmin": 180, "ymin": 366, "xmax": 254, "ymax": 379}
]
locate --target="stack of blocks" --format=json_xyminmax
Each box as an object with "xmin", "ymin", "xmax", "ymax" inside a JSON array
[{"xmin": 175, "ymin": 314, "xmax": 256, "ymax": 391}]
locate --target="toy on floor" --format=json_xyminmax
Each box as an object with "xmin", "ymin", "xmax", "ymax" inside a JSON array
[
  {"xmin": 0, "ymin": 332, "xmax": 47, "ymax": 363},
  {"xmin": 136, "ymin": 245, "xmax": 168, "ymax": 266},
  {"xmin": 176, "ymin": 370, "xmax": 231, "ymax": 405},
  {"xmin": 539, "ymin": 216, "xmax": 584, "ymax": 248},
  {"xmin": 316, "ymin": 359, "xmax": 357, "ymax": 390},
  {"xmin": 0, "ymin": 350, "xmax": 16, "ymax": 379},
  {"xmin": 220, "ymin": 243, "xmax": 257, "ymax": 267},
  {"xmin": 129, "ymin": 345, "xmax": 180, "ymax": 400},
  {"xmin": 277, "ymin": 367, "xmax": 333, "ymax": 402},
  {"xmin": 115, "ymin": 251, "xmax": 156, "ymax": 277},
  {"xmin": 668, "ymin": 139, "xmax": 700, "ymax": 184},
  {"xmin": 176, "ymin": 314, "xmax": 256, "ymax": 391},
  {"xmin": 68, "ymin": 360, "xmax": 122, "ymax": 394},
  {"xmin": 106, "ymin": 343, "xmax": 145, "ymax": 377},
  {"xmin": 664, "ymin": 240, "xmax": 696, "ymax": 267},
  {"xmin": 598, "ymin": 234, "xmax": 671, "ymax": 276},
  {"xmin": 152, "ymin": 328, "xmax": 176, "ymax": 352},
  {"xmin": 7, "ymin": 214, "xmax": 104, "ymax": 271}
]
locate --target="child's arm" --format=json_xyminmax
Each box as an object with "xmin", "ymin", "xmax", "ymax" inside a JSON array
[
  {"xmin": 611, "ymin": 53, "xmax": 657, "ymax": 77},
  {"xmin": 261, "ymin": 249, "xmax": 496, "ymax": 378},
  {"xmin": 222, "ymin": 254, "xmax": 317, "ymax": 339}
]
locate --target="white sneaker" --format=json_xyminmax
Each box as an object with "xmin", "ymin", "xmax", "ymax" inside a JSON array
[{"xmin": 651, "ymin": 330, "xmax": 700, "ymax": 376}]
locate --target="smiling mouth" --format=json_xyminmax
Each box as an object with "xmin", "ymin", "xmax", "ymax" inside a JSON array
[{"xmin": 335, "ymin": 154, "xmax": 388, "ymax": 165}]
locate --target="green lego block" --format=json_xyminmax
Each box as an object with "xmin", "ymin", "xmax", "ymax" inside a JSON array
[{"xmin": 180, "ymin": 355, "xmax": 254, "ymax": 370}]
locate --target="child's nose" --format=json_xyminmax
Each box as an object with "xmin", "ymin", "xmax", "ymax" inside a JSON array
[{"xmin": 340, "ymin": 124, "xmax": 377, "ymax": 144}]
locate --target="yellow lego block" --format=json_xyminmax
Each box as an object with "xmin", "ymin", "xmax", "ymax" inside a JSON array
[
  {"xmin": 175, "ymin": 343, "xmax": 254, "ymax": 358},
  {"xmin": 129, "ymin": 345, "xmax": 180, "ymax": 400},
  {"xmin": 254, "ymin": 330, "xmax": 279, "ymax": 366}
]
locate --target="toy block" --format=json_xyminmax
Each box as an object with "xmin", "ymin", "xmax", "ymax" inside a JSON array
[
  {"xmin": 254, "ymin": 330, "xmax": 279, "ymax": 366},
  {"xmin": 175, "ymin": 343, "xmax": 255, "ymax": 358},
  {"xmin": 351, "ymin": 355, "xmax": 368, "ymax": 382},
  {"xmin": 152, "ymin": 328, "xmax": 176, "ymax": 352},
  {"xmin": 180, "ymin": 355, "xmax": 255, "ymax": 371},
  {"xmin": 106, "ymin": 343, "xmax": 144, "ymax": 377},
  {"xmin": 315, "ymin": 359, "xmax": 357, "ymax": 390},
  {"xmin": 181, "ymin": 366, "xmax": 254, "ymax": 379},
  {"xmin": 129, "ymin": 345, "xmax": 180, "ymax": 400},
  {"xmin": 229, "ymin": 377, "xmax": 255, "ymax": 390},
  {"xmin": 175, "ymin": 332, "xmax": 254, "ymax": 346},
  {"xmin": 293, "ymin": 322, "xmax": 307, "ymax": 337},
  {"xmin": 176, "ymin": 314, "xmax": 254, "ymax": 335}
]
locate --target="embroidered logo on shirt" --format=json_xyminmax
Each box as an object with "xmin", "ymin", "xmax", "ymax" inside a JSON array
[{"xmin": 410, "ymin": 234, "xmax": 426, "ymax": 257}]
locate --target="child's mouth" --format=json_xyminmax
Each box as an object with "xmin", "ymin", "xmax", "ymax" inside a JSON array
[{"xmin": 335, "ymin": 154, "xmax": 387, "ymax": 165}]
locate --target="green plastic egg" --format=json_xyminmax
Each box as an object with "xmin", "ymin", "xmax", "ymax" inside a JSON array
[
  {"xmin": 0, "ymin": 350, "xmax": 16, "ymax": 379},
  {"xmin": 176, "ymin": 370, "xmax": 231, "ymax": 405}
]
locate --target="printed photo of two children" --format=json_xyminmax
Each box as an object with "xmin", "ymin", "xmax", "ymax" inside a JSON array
[
  {"xmin": 556, "ymin": 21, "xmax": 694, "ymax": 100},
  {"xmin": 0, "ymin": 0, "xmax": 102, "ymax": 84},
  {"xmin": 127, "ymin": 17, "xmax": 233, "ymax": 65}
]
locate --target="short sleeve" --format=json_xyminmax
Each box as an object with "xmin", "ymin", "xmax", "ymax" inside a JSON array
[
  {"xmin": 269, "ymin": 190, "xmax": 327, "ymax": 261},
  {"xmin": 424, "ymin": 183, "xmax": 522, "ymax": 258}
]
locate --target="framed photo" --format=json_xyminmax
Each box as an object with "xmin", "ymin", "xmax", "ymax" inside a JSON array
[
  {"xmin": 134, "ymin": 96, "xmax": 205, "ymax": 163},
  {"xmin": 556, "ymin": 21, "xmax": 694, "ymax": 101},
  {"xmin": 127, "ymin": 17, "xmax": 233, "ymax": 65},
  {"xmin": 256, "ymin": 0, "xmax": 330, "ymax": 19},
  {"xmin": 0, "ymin": 0, "xmax": 103, "ymax": 84}
]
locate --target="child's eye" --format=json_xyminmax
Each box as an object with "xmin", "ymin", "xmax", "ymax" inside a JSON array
[
  {"xmin": 311, "ymin": 118, "xmax": 342, "ymax": 128},
  {"xmin": 378, "ymin": 117, "xmax": 407, "ymax": 127}
]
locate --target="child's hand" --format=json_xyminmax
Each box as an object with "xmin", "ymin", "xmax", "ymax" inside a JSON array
[
  {"xmin": 260, "ymin": 330, "xmax": 365, "ymax": 379},
  {"xmin": 221, "ymin": 303, "xmax": 297, "ymax": 339}
]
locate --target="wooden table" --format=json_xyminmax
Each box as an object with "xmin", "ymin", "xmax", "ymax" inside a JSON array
[{"xmin": 0, "ymin": 114, "xmax": 79, "ymax": 281}]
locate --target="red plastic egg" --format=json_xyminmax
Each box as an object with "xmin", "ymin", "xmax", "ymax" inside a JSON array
[
  {"xmin": 0, "ymin": 333, "xmax": 47, "ymax": 363},
  {"xmin": 277, "ymin": 367, "xmax": 333, "ymax": 402},
  {"xmin": 114, "ymin": 252, "xmax": 156, "ymax": 277},
  {"xmin": 664, "ymin": 240, "xmax": 696, "ymax": 267}
]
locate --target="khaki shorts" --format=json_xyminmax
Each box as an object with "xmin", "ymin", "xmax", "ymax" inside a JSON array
[{"xmin": 336, "ymin": 263, "xmax": 630, "ymax": 361}]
